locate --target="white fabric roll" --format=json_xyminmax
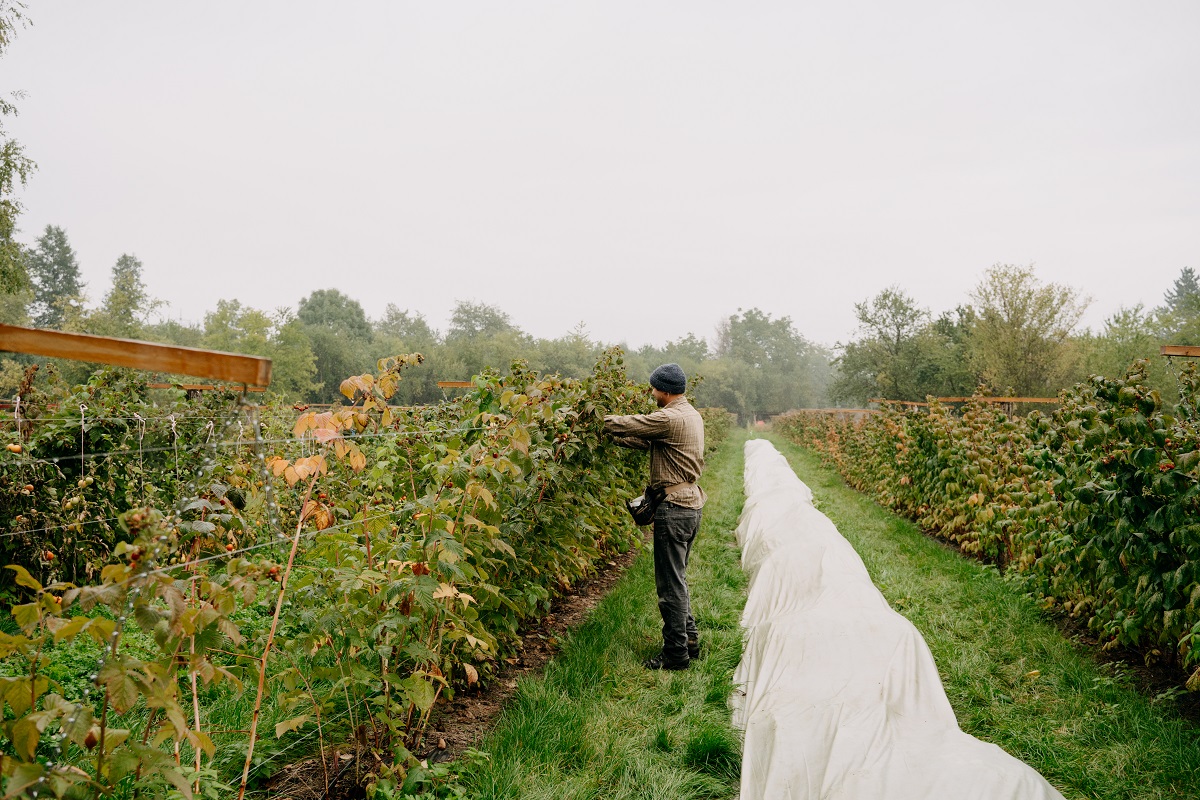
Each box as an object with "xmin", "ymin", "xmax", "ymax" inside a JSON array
[{"xmin": 732, "ymin": 439, "xmax": 1065, "ymax": 800}]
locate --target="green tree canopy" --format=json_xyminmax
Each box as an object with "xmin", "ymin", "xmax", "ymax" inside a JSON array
[
  {"xmin": 0, "ymin": 1, "xmax": 35, "ymax": 293},
  {"xmin": 968, "ymin": 264, "xmax": 1089, "ymax": 396},
  {"xmin": 374, "ymin": 304, "xmax": 438, "ymax": 350},
  {"xmin": 88, "ymin": 254, "xmax": 159, "ymax": 338},
  {"xmin": 446, "ymin": 300, "xmax": 518, "ymax": 341},
  {"xmin": 712, "ymin": 308, "xmax": 829, "ymax": 420},
  {"xmin": 26, "ymin": 224, "xmax": 84, "ymax": 328},
  {"xmin": 832, "ymin": 288, "xmax": 929, "ymax": 403},
  {"xmin": 297, "ymin": 289, "xmax": 373, "ymax": 401},
  {"xmin": 1155, "ymin": 266, "xmax": 1200, "ymax": 345},
  {"xmin": 297, "ymin": 288, "xmax": 372, "ymax": 338}
]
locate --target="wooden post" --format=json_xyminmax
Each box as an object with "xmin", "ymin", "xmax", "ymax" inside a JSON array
[{"xmin": 0, "ymin": 324, "xmax": 272, "ymax": 386}]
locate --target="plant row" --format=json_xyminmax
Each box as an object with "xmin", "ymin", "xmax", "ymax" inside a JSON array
[
  {"xmin": 0, "ymin": 349, "xmax": 714, "ymax": 798},
  {"xmin": 774, "ymin": 361, "xmax": 1200, "ymax": 689}
]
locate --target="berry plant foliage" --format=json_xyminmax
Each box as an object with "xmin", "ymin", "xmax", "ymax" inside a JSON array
[
  {"xmin": 0, "ymin": 348, "xmax": 702, "ymax": 798},
  {"xmin": 775, "ymin": 361, "xmax": 1200, "ymax": 690}
]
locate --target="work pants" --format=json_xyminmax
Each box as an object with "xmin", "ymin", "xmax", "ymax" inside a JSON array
[{"xmin": 653, "ymin": 502, "xmax": 702, "ymax": 662}]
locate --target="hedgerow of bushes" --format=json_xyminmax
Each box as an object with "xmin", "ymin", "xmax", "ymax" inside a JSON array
[
  {"xmin": 0, "ymin": 348, "xmax": 714, "ymax": 798},
  {"xmin": 774, "ymin": 361, "xmax": 1200, "ymax": 688}
]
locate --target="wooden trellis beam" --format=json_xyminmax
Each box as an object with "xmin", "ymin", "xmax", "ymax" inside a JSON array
[
  {"xmin": 868, "ymin": 396, "xmax": 1058, "ymax": 406},
  {"xmin": 146, "ymin": 384, "xmax": 267, "ymax": 392},
  {"xmin": 0, "ymin": 324, "xmax": 272, "ymax": 386}
]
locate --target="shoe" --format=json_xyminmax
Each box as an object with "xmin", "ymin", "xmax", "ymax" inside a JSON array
[
  {"xmin": 687, "ymin": 636, "xmax": 701, "ymax": 660},
  {"xmin": 644, "ymin": 652, "xmax": 689, "ymax": 671}
]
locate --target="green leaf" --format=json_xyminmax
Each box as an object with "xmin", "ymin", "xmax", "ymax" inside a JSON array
[
  {"xmin": 6, "ymin": 565, "xmax": 42, "ymax": 592},
  {"xmin": 400, "ymin": 674, "xmax": 437, "ymax": 713}
]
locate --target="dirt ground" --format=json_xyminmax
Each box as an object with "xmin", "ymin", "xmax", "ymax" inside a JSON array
[{"xmin": 261, "ymin": 540, "xmax": 644, "ymax": 799}]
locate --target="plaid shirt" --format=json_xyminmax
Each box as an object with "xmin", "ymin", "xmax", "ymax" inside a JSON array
[{"xmin": 603, "ymin": 397, "xmax": 707, "ymax": 509}]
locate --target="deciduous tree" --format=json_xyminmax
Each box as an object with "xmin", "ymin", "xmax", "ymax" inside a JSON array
[
  {"xmin": 832, "ymin": 287, "xmax": 931, "ymax": 403},
  {"xmin": 968, "ymin": 264, "xmax": 1089, "ymax": 397},
  {"xmin": 298, "ymin": 289, "xmax": 373, "ymax": 402},
  {"xmin": 0, "ymin": 0, "xmax": 34, "ymax": 293}
]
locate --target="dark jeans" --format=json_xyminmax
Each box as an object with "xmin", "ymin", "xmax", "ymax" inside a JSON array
[{"xmin": 653, "ymin": 502, "xmax": 702, "ymax": 662}]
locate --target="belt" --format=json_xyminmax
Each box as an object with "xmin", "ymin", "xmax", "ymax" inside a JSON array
[{"xmin": 662, "ymin": 481, "xmax": 697, "ymax": 495}]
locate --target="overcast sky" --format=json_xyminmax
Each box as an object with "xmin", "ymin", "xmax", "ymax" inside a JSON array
[{"xmin": 5, "ymin": 2, "xmax": 1198, "ymax": 349}]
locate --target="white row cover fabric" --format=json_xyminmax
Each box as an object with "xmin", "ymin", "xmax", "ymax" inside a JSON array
[{"xmin": 731, "ymin": 439, "xmax": 1065, "ymax": 800}]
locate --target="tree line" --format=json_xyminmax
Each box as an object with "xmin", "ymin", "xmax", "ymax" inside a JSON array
[
  {"xmin": 5, "ymin": 224, "xmax": 1195, "ymax": 417},
  {"xmin": 833, "ymin": 263, "xmax": 1200, "ymax": 406},
  {"xmin": 0, "ymin": 224, "xmax": 834, "ymax": 421}
]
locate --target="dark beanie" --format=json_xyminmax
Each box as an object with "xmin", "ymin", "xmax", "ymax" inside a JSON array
[{"xmin": 649, "ymin": 363, "xmax": 686, "ymax": 394}]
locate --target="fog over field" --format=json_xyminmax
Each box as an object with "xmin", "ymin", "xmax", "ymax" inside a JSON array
[{"xmin": 4, "ymin": 1, "xmax": 1199, "ymax": 348}]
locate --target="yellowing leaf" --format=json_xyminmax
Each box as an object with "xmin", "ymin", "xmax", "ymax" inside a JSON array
[
  {"xmin": 6, "ymin": 565, "xmax": 42, "ymax": 592},
  {"xmin": 11, "ymin": 717, "xmax": 41, "ymax": 761},
  {"xmin": 12, "ymin": 602, "xmax": 40, "ymax": 632},
  {"xmin": 313, "ymin": 427, "xmax": 341, "ymax": 444},
  {"xmin": 52, "ymin": 616, "xmax": 89, "ymax": 643},
  {"xmin": 192, "ymin": 730, "xmax": 216, "ymax": 758},
  {"xmin": 103, "ymin": 728, "xmax": 131, "ymax": 753},
  {"xmin": 108, "ymin": 673, "xmax": 140, "ymax": 715},
  {"xmin": 464, "ymin": 663, "xmax": 479, "ymax": 685},
  {"xmin": 4, "ymin": 761, "xmax": 44, "ymax": 796},
  {"xmin": 275, "ymin": 714, "xmax": 310, "ymax": 738},
  {"xmin": 292, "ymin": 412, "xmax": 314, "ymax": 437}
]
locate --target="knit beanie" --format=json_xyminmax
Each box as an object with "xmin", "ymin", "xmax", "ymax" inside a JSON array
[{"xmin": 649, "ymin": 363, "xmax": 687, "ymax": 395}]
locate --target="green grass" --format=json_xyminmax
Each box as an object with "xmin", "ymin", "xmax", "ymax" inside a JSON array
[
  {"xmin": 459, "ymin": 431, "xmax": 750, "ymax": 800},
  {"xmin": 766, "ymin": 432, "xmax": 1200, "ymax": 800}
]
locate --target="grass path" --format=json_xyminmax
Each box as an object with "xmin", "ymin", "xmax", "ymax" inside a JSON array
[
  {"xmin": 767, "ymin": 433, "xmax": 1199, "ymax": 800},
  {"xmin": 459, "ymin": 430, "xmax": 750, "ymax": 799}
]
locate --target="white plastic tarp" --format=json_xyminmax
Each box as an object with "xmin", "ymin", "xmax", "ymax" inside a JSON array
[{"xmin": 732, "ymin": 439, "xmax": 1065, "ymax": 800}]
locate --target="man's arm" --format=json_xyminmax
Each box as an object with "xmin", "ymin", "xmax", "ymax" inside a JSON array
[
  {"xmin": 603, "ymin": 410, "xmax": 671, "ymax": 440},
  {"xmin": 610, "ymin": 435, "xmax": 650, "ymax": 450}
]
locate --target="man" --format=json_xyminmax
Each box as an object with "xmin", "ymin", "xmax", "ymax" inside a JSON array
[{"xmin": 604, "ymin": 363, "xmax": 706, "ymax": 670}]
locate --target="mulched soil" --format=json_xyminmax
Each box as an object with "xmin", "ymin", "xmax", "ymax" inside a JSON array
[{"xmin": 260, "ymin": 539, "xmax": 645, "ymax": 799}]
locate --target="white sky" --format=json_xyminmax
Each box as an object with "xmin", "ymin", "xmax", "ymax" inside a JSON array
[{"xmin": 5, "ymin": 1, "xmax": 1199, "ymax": 349}]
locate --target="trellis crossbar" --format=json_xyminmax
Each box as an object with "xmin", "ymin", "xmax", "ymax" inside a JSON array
[{"xmin": 0, "ymin": 324, "xmax": 272, "ymax": 387}]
